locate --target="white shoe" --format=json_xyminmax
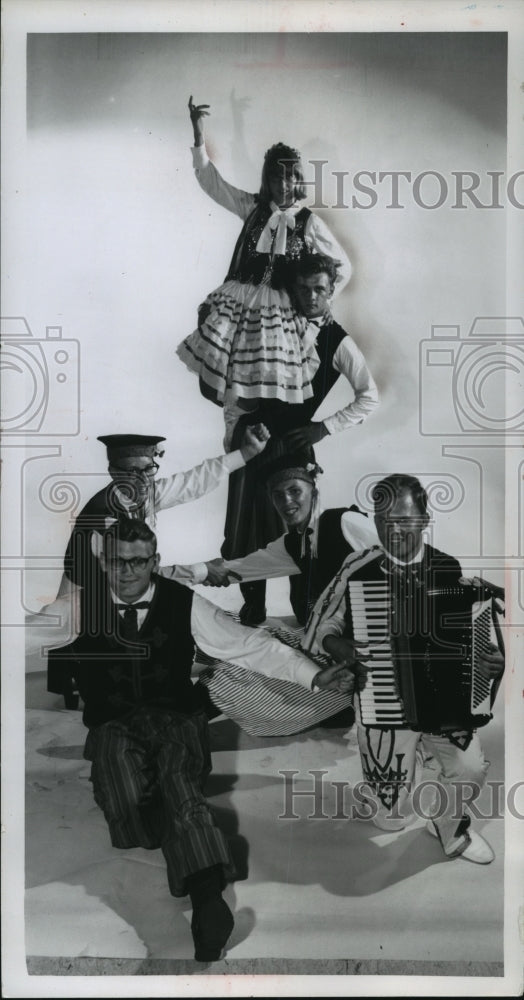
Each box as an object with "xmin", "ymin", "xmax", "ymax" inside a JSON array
[{"xmin": 427, "ymin": 821, "xmax": 495, "ymax": 864}]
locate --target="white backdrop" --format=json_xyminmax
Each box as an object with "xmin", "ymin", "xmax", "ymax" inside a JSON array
[
  {"xmin": 3, "ymin": 30, "xmax": 513, "ymax": 612},
  {"xmin": 2, "ymin": 5, "xmax": 524, "ymax": 998}
]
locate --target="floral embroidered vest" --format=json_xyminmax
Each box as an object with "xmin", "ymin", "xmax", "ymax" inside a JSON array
[{"xmin": 226, "ymin": 203, "xmax": 312, "ymax": 290}]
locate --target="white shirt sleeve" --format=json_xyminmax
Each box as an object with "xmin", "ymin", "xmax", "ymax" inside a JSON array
[
  {"xmin": 154, "ymin": 451, "xmax": 245, "ymax": 511},
  {"xmin": 340, "ymin": 511, "xmax": 380, "ymax": 551},
  {"xmin": 191, "ymin": 593, "xmax": 320, "ymax": 690},
  {"xmin": 223, "ymin": 535, "xmax": 300, "ymax": 583},
  {"xmin": 192, "ymin": 145, "xmax": 256, "ymax": 221},
  {"xmin": 305, "ymin": 214, "xmax": 352, "ymax": 295},
  {"xmin": 158, "ymin": 562, "xmax": 208, "ymax": 586},
  {"xmin": 302, "ymin": 552, "xmax": 364, "ymax": 655},
  {"xmin": 322, "ymin": 335, "xmax": 380, "ymax": 435},
  {"xmin": 309, "ymin": 596, "xmax": 347, "ymax": 653},
  {"xmin": 222, "ymin": 398, "xmax": 247, "ymax": 452},
  {"xmin": 25, "ymin": 581, "xmax": 81, "ymax": 656}
]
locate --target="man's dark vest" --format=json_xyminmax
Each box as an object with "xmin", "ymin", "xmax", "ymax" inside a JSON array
[
  {"xmin": 48, "ymin": 575, "xmax": 197, "ymax": 728},
  {"xmin": 284, "ymin": 506, "xmax": 365, "ymax": 625},
  {"xmin": 303, "ymin": 318, "xmax": 348, "ymax": 423},
  {"xmin": 225, "ymin": 203, "xmax": 312, "ymax": 290}
]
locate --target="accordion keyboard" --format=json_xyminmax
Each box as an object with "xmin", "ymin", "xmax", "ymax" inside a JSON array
[{"xmin": 349, "ymin": 580, "xmax": 406, "ymax": 726}]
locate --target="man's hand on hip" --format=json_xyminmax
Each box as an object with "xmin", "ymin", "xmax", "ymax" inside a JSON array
[{"xmin": 283, "ymin": 423, "xmax": 329, "ymax": 450}]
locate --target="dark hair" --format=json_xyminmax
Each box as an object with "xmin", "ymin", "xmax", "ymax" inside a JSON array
[
  {"xmin": 372, "ymin": 474, "xmax": 429, "ymax": 517},
  {"xmin": 292, "ymin": 253, "xmax": 339, "ymax": 290},
  {"xmin": 103, "ymin": 517, "xmax": 157, "ymax": 555},
  {"xmin": 259, "ymin": 143, "xmax": 307, "ymax": 203}
]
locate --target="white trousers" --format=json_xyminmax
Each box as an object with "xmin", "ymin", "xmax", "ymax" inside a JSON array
[{"xmin": 357, "ymin": 718, "xmax": 490, "ymax": 854}]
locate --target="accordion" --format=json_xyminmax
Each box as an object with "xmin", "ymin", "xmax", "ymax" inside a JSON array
[{"xmin": 348, "ymin": 578, "xmax": 503, "ymax": 733}]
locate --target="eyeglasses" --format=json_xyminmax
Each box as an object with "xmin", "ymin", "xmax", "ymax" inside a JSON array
[
  {"xmin": 111, "ymin": 462, "xmax": 159, "ymax": 480},
  {"xmin": 107, "ymin": 555, "xmax": 155, "ymax": 571}
]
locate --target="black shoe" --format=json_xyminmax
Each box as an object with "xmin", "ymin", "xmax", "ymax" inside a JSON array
[
  {"xmin": 192, "ymin": 680, "xmax": 222, "ymax": 720},
  {"xmin": 239, "ymin": 603, "xmax": 267, "ymax": 626},
  {"xmin": 191, "ymin": 897, "xmax": 234, "ymax": 962}
]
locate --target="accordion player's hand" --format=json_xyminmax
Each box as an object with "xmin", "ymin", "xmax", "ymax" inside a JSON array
[
  {"xmin": 313, "ymin": 663, "xmax": 355, "ymax": 693},
  {"xmin": 322, "ymin": 635, "xmax": 369, "ymax": 690},
  {"xmin": 477, "ymin": 642, "xmax": 505, "ymax": 680},
  {"xmin": 459, "ymin": 575, "xmax": 505, "ymax": 605}
]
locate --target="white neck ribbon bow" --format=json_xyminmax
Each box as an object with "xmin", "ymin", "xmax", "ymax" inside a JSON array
[{"xmin": 255, "ymin": 202, "xmax": 302, "ymax": 257}]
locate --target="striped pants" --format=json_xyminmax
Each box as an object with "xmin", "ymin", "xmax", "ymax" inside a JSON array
[
  {"xmin": 196, "ymin": 622, "xmax": 352, "ymax": 738},
  {"xmin": 84, "ymin": 708, "xmax": 233, "ymax": 897},
  {"xmin": 199, "ymin": 663, "xmax": 352, "ymax": 737}
]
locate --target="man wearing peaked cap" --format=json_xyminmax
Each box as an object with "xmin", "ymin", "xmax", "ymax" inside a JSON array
[
  {"xmin": 47, "ymin": 427, "xmax": 267, "ymax": 704},
  {"xmin": 61, "ymin": 426, "xmax": 269, "ymax": 601},
  {"xmin": 43, "ymin": 426, "xmax": 269, "ymax": 696},
  {"xmin": 98, "ymin": 433, "xmax": 166, "ymax": 458}
]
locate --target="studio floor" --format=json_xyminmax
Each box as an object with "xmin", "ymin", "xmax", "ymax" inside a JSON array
[{"xmin": 25, "ymin": 618, "xmax": 505, "ymax": 979}]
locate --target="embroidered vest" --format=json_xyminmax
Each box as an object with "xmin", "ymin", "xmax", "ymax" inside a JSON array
[{"xmin": 226, "ymin": 203, "xmax": 312, "ymax": 289}]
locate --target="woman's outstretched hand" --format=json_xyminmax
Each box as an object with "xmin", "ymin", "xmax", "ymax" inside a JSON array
[{"xmin": 188, "ymin": 95, "xmax": 210, "ymax": 146}]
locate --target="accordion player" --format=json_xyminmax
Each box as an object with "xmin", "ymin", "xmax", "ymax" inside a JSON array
[{"xmin": 303, "ymin": 474, "xmax": 505, "ymax": 861}]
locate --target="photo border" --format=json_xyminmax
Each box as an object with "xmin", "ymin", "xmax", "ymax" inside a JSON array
[{"xmin": 1, "ymin": 1, "xmax": 523, "ymax": 997}]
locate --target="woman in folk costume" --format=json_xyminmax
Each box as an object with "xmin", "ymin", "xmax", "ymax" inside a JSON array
[{"xmin": 176, "ymin": 96, "xmax": 352, "ymax": 410}]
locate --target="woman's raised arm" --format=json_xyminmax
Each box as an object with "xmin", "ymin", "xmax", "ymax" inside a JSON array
[{"xmin": 188, "ymin": 95, "xmax": 255, "ymax": 220}]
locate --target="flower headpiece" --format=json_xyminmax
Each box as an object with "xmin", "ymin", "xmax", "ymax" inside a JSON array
[{"xmin": 264, "ymin": 454, "xmax": 323, "ymax": 492}]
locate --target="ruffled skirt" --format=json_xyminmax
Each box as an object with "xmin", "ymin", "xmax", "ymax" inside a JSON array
[{"xmin": 176, "ymin": 279, "xmax": 319, "ymax": 405}]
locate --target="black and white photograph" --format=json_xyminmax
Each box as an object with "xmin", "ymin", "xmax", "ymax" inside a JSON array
[{"xmin": 1, "ymin": 1, "xmax": 523, "ymax": 996}]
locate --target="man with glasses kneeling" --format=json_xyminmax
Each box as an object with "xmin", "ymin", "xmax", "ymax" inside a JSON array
[{"xmin": 48, "ymin": 517, "xmax": 347, "ymax": 961}]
